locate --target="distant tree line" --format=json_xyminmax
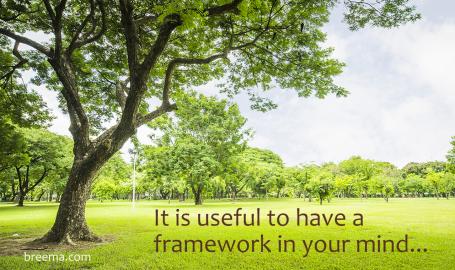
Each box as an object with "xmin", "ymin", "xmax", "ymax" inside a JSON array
[
  {"xmin": 89, "ymin": 96, "xmax": 455, "ymax": 205},
  {"xmin": 1, "ymin": 93, "xmax": 454, "ymax": 206},
  {"xmin": 126, "ymin": 152, "xmax": 455, "ymax": 205}
]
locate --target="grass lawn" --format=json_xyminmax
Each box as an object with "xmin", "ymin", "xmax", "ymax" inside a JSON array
[{"xmin": 0, "ymin": 198, "xmax": 454, "ymax": 269}]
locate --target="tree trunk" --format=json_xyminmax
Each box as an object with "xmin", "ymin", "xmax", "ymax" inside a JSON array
[
  {"xmin": 232, "ymin": 190, "xmax": 237, "ymax": 201},
  {"xmin": 17, "ymin": 192, "xmax": 25, "ymax": 207},
  {"xmin": 38, "ymin": 155, "xmax": 109, "ymax": 244},
  {"xmin": 195, "ymin": 193, "xmax": 202, "ymax": 205},
  {"xmin": 192, "ymin": 184, "xmax": 204, "ymax": 205}
]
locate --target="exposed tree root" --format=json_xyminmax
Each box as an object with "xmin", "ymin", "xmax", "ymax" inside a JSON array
[{"xmin": 34, "ymin": 227, "xmax": 103, "ymax": 246}]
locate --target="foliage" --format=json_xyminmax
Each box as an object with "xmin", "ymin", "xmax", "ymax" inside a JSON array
[
  {"xmin": 92, "ymin": 154, "xmax": 131, "ymax": 201},
  {"xmin": 0, "ymin": 127, "xmax": 72, "ymax": 205},
  {"xmin": 447, "ymin": 136, "xmax": 455, "ymax": 172},
  {"xmin": 144, "ymin": 93, "xmax": 249, "ymax": 204}
]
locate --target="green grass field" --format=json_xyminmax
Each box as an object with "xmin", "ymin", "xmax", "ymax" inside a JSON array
[{"xmin": 0, "ymin": 198, "xmax": 454, "ymax": 269}]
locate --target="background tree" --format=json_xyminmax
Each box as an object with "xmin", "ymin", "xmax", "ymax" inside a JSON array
[
  {"xmin": 425, "ymin": 169, "xmax": 444, "ymax": 199},
  {"xmin": 339, "ymin": 156, "xmax": 378, "ymax": 198},
  {"xmin": 225, "ymin": 154, "xmax": 253, "ymax": 200},
  {"xmin": 142, "ymin": 146, "xmax": 176, "ymax": 200},
  {"xmin": 0, "ymin": 0, "xmax": 419, "ymax": 243},
  {"xmin": 334, "ymin": 174, "xmax": 355, "ymax": 198},
  {"xmin": 403, "ymin": 173, "xmax": 425, "ymax": 197},
  {"xmin": 240, "ymin": 148, "xmax": 283, "ymax": 198},
  {"xmin": 305, "ymin": 168, "xmax": 335, "ymax": 205},
  {"xmin": 11, "ymin": 128, "xmax": 72, "ymax": 206},
  {"xmin": 284, "ymin": 166, "xmax": 308, "ymax": 198},
  {"xmin": 402, "ymin": 161, "xmax": 447, "ymax": 178},
  {"xmin": 146, "ymin": 93, "xmax": 249, "ymax": 204},
  {"xmin": 92, "ymin": 153, "xmax": 131, "ymax": 201},
  {"xmin": 440, "ymin": 172, "xmax": 455, "ymax": 199},
  {"xmin": 0, "ymin": 120, "xmax": 26, "ymax": 173},
  {"xmin": 447, "ymin": 136, "xmax": 455, "ymax": 173}
]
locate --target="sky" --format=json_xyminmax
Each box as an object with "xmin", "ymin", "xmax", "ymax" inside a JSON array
[{"xmin": 38, "ymin": 0, "xmax": 455, "ymax": 168}]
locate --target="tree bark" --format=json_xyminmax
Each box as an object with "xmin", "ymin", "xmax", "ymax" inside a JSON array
[
  {"xmin": 38, "ymin": 152, "xmax": 111, "ymax": 244},
  {"xmin": 17, "ymin": 192, "xmax": 25, "ymax": 207},
  {"xmin": 194, "ymin": 192, "xmax": 203, "ymax": 205},
  {"xmin": 192, "ymin": 183, "xmax": 204, "ymax": 205}
]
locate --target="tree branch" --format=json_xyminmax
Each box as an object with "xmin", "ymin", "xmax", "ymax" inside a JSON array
[
  {"xmin": 119, "ymin": 0, "xmax": 139, "ymax": 76},
  {"xmin": 162, "ymin": 52, "xmax": 229, "ymax": 104},
  {"xmin": 0, "ymin": 28, "xmax": 51, "ymax": 56},
  {"xmin": 0, "ymin": 41, "xmax": 28, "ymax": 82},
  {"xmin": 43, "ymin": 0, "xmax": 56, "ymax": 23},
  {"xmin": 139, "ymin": 14, "xmax": 183, "ymax": 77},
  {"xmin": 53, "ymin": 0, "xmax": 68, "ymax": 56},
  {"xmin": 49, "ymin": 56, "xmax": 91, "ymax": 154},
  {"xmin": 207, "ymin": 0, "xmax": 243, "ymax": 16},
  {"xmin": 67, "ymin": 0, "xmax": 107, "ymax": 53},
  {"xmin": 116, "ymin": 12, "xmax": 182, "ymax": 134},
  {"xmin": 112, "ymin": 0, "xmax": 244, "ymax": 144},
  {"xmin": 29, "ymin": 168, "xmax": 49, "ymax": 192},
  {"xmin": 67, "ymin": 0, "xmax": 96, "ymax": 52},
  {"xmin": 136, "ymin": 103, "xmax": 177, "ymax": 127}
]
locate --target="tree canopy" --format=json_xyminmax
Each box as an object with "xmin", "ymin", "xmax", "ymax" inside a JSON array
[{"xmin": 144, "ymin": 92, "xmax": 249, "ymax": 204}]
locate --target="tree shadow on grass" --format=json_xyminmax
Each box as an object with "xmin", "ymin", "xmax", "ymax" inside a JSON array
[{"xmin": 0, "ymin": 235, "xmax": 115, "ymax": 256}]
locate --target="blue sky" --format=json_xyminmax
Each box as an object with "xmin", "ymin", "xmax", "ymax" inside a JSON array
[{"xmin": 42, "ymin": 0, "xmax": 455, "ymax": 167}]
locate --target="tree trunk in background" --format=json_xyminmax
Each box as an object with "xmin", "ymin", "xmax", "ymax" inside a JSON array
[
  {"xmin": 17, "ymin": 192, "xmax": 25, "ymax": 207},
  {"xmin": 232, "ymin": 188, "xmax": 237, "ymax": 201},
  {"xmin": 192, "ymin": 184, "xmax": 203, "ymax": 205},
  {"xmin": 195, "ymin": 193, "xmax": 202, "ymax": 205}
]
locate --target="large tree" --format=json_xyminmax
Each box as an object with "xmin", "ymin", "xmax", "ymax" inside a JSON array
[
  {"xmin": 146, "ymin": 92, "xmax": 249, "ymax": 204},
  {"xmin": 0, "ymin": 0, "xmax": 419, "ymax": 244}
]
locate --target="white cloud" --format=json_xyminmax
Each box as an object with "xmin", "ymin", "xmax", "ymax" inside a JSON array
[{"xmin": 241, "ymin": 14, "xmax": 455, "ymax": 167}]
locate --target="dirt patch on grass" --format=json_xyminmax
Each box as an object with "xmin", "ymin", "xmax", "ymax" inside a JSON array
[{"xmin": 0, "ymin": 235, "xmax": 115, "ymax": 256}]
